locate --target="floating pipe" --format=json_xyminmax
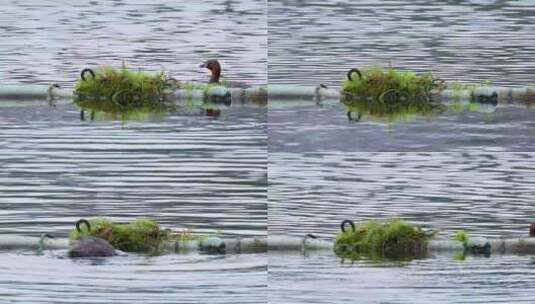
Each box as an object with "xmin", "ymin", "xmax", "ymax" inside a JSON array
[
  {"xmin": 268, "ymin": 84, "xmax": 535, "ymax": 107},
  {"xmin": 0, "ymin": 84, "xmax": 267, "ymax": 105},
  {"xmin": 265, "ymin": 235, "xmax": 535, "ymax": 256},
  {"xmin": 4, "ymin": 234, "xmax": 535, "ymax": 255},
  {"xmin": 0, "ymin": 234, "xmax": 267, "ymax": 254}
]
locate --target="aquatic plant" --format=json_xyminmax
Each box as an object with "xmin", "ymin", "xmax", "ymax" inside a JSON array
[
  {"xmin": 70, "ymin": 217, "xmax": 167, "ymax": 253},
  {"xmin": 73, "ymin": 65, "xmax": 179, "ymax": 120},
  {"xmin": 334, "ymin": 218, "xmax": 431, "ymax": 260},
  {"xmin": 341, "ymin": 67, "xmax": 446, "ymax": 122},
  {"xmin": 75, "ymin": 66, "xmax": 171, "ymax": 104},
  {"xmin": 452, "ymin": 230, "xmax": 470, "ymax": 243}
]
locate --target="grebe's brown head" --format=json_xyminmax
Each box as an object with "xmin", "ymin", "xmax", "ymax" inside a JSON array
[
  {"xmin": 200, "ymin": 60, "xmax": 221, "ymax": 83},
  {"xmin": 530, "ymin": 223, "xmax": 535, "ymax": 237}
]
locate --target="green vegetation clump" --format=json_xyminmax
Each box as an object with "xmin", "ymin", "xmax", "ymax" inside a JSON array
[
  {"xmin": 452, "ymin": 230, "xmax": 470, "ymax": 243},
  {"xmin": 341, "ymin": 67, "xmax": 446, "ymax": 122},
  {"xmin": 74, "ymin": 65, "xmax": 178, "ymax": 118},
  {"xmin": 70, "ymin": 217, "xmax": 167, "ymax": 253},
  {"xmin": 334, "ymin": 219, "xmax": 431, "ymax": 260}
]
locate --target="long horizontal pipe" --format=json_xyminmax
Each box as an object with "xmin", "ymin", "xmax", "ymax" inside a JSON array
[
  {"xmin": 267, "ymin": 235, "xmax": 535, "ymax": 255},
  {"xmin": 0, "ymin": 234, "xmax": 267, "ymax": 254},
  {"xmin": 4, "ymin": 84, "xmax": 534, "ymax": 105},
  {"xmin": 268, "ymin": 84, "xmax": 535, "ymax": 106},
  {"xmin": 0, "ymin": 84, "xmax": 267, "ymax": 105},
  {"xmin": 5, "ymin": 234, "xmax": 535, "ymax": 256}
]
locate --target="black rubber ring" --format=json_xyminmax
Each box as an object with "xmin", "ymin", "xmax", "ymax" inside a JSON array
[
  {"xmin": 341, "ymin": 220, "xmax": 356, "ymax": 233},
  {"xmin": 81, "ymin": 68, "xmax": 96, "ymax": 81},
  {"xmin": 76, "ymin": 219, "xmax": 91, "ymax": 233},
  {"xmin": 347, "ymin": 68, "xmax": 362, "ymax": 81}
]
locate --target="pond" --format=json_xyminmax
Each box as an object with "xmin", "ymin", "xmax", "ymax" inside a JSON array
[
  {"xmin": 0, "ymin": 0, "xmax": 267, "ymax": 87},
  {"xmin": 269, "ymin": 101, "xmax": 535, "ymax": 152},
  {"xmin": 0, "ymin": 0, "xmax": 267, "ymax": 302},
  {"xmin": 0, "ymin": 101, "xmax": 267, "ymax": 303},
  {"xmin": 269, "ymin": 0, "xmax": 535, "ymax": 86},
  {"xmin": 269, "ymin": 0, "xmax": 535, "ymax": 152},
  {"xmin": 269, "ymin": 151, "xmax": 535, "ymax": 303}
]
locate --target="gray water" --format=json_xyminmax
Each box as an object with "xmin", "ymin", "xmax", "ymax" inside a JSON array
[
  {"xmin": 269, "ymin": 152, "xmax": 535, "ymax": 303},
  {"xmin": 0, "ymin": 102, "xmax": 267, "ymax": 303},
  {"xmin": 0, "ymin": 0, "xmax": 267, "ymax": 86},
  {"xmin": 269, "ymin": 0, "xmax": 535, "ymax": 86},
  {"xmin": 269, "ymin": 102, "xmax": 535, "ymax": 152},
  {"xmin": 268, "ymin": 0, "xmax": 535, "ymax": 152},
  {"xmin": 0, "ymin": 1, "xmax": 267, "ymax": 302}
]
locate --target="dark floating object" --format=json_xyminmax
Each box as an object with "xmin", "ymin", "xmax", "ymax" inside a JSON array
[
  {"xmin": 530, "ymin": 223, "xmax": 535, "ymax": 237},
  {"xmin": 472, "ymin": 87, "xmax": 498, "ymax": 106},
  {"xmin": 340, "ymin": 219, "xmax": 356, "ymax": 233},
  {"xmin": 68, "ymin": 219, "xmax": 116, "ymax": 258},
  {"xmin": 80, "ymin": 68, "xmax": 96, "ymax": 81},
  {"xmin": 347, "ymin": 68, "xmax": 362, "ymax": 81}
]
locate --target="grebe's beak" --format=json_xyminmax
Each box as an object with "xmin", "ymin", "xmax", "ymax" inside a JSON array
[{"xmin": 200, "ymin": 62, "xmax": 207, "ymax": 68}]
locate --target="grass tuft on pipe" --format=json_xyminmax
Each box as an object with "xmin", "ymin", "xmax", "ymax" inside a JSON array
[
  {"xmin": 334, "ymin": 218, "xmax": 432, "ymax": 261},
  {"xmin": 341, "ymin": 67, "xmax": 446, "ymax": 122},
  {"xmin": 74, "ymin": 65, "xmax": 178, "ymax": 118}
]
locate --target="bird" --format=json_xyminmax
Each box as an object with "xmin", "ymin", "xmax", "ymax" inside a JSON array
[
  {"xmin": 200, "ymin": 60, "xmax": 249, "ymax": 88},
  {"xmin": 69, "ymin": 219, "xmax": 116, "ymax": 258}
]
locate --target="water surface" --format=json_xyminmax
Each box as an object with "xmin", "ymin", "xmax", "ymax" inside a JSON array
[
  {"xmin": 269, "ymin": 102, "xmax": 535, "ymax": 152},
  {"xmin": 269, "ymin": 151, "xmax": 535, "ymax": 303},
  {"xmin": 0, "ymin": 0, "xmax": 267, "ymax": 86},
  {"xmin": 268, "ymin": 0, "xmax": 535, "ymax": 152},
  {"xmin": 0, "ymin": 102, "xmax": 267, "ymax": 303},
  {"xmin": 269, "ymin": 0, "xmax": 535, "ymax": 86}
]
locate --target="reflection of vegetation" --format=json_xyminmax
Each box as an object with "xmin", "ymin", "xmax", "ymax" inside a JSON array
[
  {"xmin": 341, "ymin": 67, "xmax": 446, "ymax": 122},
  {"xmin": 334, "ymin": 219, "xmax": 432, "ymax": 261}
]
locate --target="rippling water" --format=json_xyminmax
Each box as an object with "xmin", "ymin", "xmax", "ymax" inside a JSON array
[
  {"xmin": 269, "ymin": 0, "xmax": 535, "ymax": 86},
  {"xmin": 268, "ymin": 0, "xmax": 535, "ymax": 152},
  {"xmin": 0, "ymin": 1, "xmax": 267, "ymax": 301},
  {"xmin": 269, "ymin": 253, "xmax": 535, "ymax": 304},
  {"xmin": 269, "ymin": 102, "xmax": 535, "ymax": 151},
  {"xmin": 0, "ymin": 0, "xmax": 267, "ymax": 86},
  {"xmin": 269, "ymin": 152, "xmax": 535, "ymax": 303},
  {"xmin": 1, "ymin": 251, "xmax": 266, "ymax": 304},
  {"xmin": 0, "ymin": 101, "xmax": 267, "ymax": 302}
]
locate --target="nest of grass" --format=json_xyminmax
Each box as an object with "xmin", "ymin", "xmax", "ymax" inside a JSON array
[
  {"xmin": 334, "ymin": 219, "xmax": 431, "ymax": 261},
  {"xmin": 70, "ymin": 218, "xmax": 168, "ymax": 253},
  {"xmin": 341, "ymin": 67, "xmax": 446, "ymax": 122},
  {"xmin": 74, "ymin": 66, "xmax": 175, "ymax": 116}
]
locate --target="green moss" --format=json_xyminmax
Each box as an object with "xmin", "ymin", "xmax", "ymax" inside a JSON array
[
  {"xmin": 334, "ymin": 219, "xmax": 430, "ymax": 260},
  {"xmin": 341, "ymin": 67, "xmax": 446, "ymax": 122},
  {"xmin": 74, "ymin": 65, "xmax": 180, "ymax": 119},
  {"xmin": 452, "ymin": 230, "xmax": 470, "ymax": 243},
  {"xmin": 70, "ymin": 217, "xmax": 166, "ymax": 253}
]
